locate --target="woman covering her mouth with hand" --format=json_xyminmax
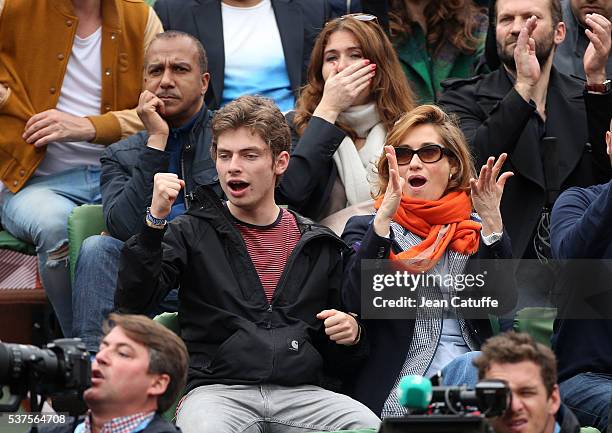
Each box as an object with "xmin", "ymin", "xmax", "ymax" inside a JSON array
[
  {"xmin": 341, "ymin": 104, "xmax": 517, "ymax": 417},
  {"xmin": 275, "ymin": 14, "xmax": 415, "ymax": 224}
]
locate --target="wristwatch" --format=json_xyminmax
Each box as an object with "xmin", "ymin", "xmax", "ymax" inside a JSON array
[
  {"xmin": 585, "ymin": 79, "xmax": 611, "ymax": 93},
  {"xmin": 146, "ymin": 207, "xmax": 167, "ymax": 229},
  {"xmin": 481, "ymin": 231, "xmax": 503, "ymax": 246}
]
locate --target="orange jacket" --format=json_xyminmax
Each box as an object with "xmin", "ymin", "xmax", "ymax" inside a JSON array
[{"xmin": 0, "ymin": 0, "xmax": 162, "ymax": 192}]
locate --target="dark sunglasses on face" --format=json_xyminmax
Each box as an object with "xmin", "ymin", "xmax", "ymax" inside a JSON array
[{"xmin": 394, "ymin": 144, "xmax": 454, "ymax": 165}]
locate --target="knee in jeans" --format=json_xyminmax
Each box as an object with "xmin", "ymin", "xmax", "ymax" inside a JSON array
[
  {"xmin": 81, "ymin": 235, "xmax": 107, "ymax": 256},
  {"xmin": 45, "ymin": 239, "xmax": 69, "ymax": 269},
  {"xmin": 76, "ymin": 235, "xmax": 122, "ymax": 269},
  {"xmin": 80, "ymin": 235, "xmax": 122, "ymax": 257}
]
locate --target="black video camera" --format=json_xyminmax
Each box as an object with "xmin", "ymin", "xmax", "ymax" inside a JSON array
[
  {"xmin": 380, "ymin": 375, "xmax": 511, "ymax": 433},
  {"xmin": 427, "ymin": 379, "xmax": 511, "ymax": 417},
  {"xmin": 0, "ymin": 338, "xmax": 91, "ymax": 413}
]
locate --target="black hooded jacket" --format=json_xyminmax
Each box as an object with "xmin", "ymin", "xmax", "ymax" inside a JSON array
[{"xmin": 116, "ymin": 185, "xmax": 367, "ymax": 392}]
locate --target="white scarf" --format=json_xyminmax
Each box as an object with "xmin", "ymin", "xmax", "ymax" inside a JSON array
[{"xmin": 333, "ymin": 103, "xmax": 386, "ymax": 207}]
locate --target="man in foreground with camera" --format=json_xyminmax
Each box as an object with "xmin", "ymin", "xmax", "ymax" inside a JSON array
[
  {"xmin": 43, "ymin": 314, "xmax": 188, "ymax": 433},
  {"xmin": 79, "ymin": 313, "xmax": 187, "ymax": 433},
  {"xmin": 475, "ymin": 332, "xmax": 581, "ymax": 433}
]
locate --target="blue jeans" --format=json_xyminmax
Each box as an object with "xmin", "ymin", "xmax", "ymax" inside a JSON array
[
  {"xmin": 441, "ymin": 351, "xmax": 481, "ymax": 387},
  {"xmin": 559, "ymin": 372, "xmax": 611, "ymax": 432},
  {"xmin": 72, "ymin": 234, "xmax": 179, "ymax": 352},
  {"xmin": 72, "ymin": 235, "xmax": 122, "ymax": 351},
  {"xmin": 0, "ymin": 166, "xmax": 101, "ymax": 336}
]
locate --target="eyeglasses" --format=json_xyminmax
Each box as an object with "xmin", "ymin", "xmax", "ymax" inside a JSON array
[{"xmin": 394, "ymin": 144, "xmax": 453, "ymax": 165}]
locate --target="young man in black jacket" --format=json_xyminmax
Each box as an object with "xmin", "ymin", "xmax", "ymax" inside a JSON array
[
  {"xmin": 116, "ymin": 95, "xmax": 380, "ymax": 433},
  {"xmin": 71, "ymin": 31, "xmax": 223, "ymax": 352}
]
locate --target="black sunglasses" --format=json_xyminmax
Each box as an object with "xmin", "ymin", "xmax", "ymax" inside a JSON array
[{"xmin": 394, "ymin": 144, "xmax": 454, "ymax": 165}]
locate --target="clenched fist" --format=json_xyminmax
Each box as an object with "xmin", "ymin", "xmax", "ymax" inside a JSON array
[
  {"xmin": 316, "ymin": 309, "xmax": 360, "ymax": 346},
  {"xmin": 150, "ymin": 173, "xmax": 185, "ymax": 219}
]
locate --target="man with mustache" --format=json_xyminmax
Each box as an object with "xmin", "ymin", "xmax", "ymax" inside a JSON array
[
  {"xmin": 71, "ymin": 30, "xmax": 223, "ymax": 353},
  {"xmin": 555, "ymin": 0, "xmax": 612, "ymax": 80},
  {"xmin": 440, "ymin": 0, "xmax": 612, "ymax": 321}
]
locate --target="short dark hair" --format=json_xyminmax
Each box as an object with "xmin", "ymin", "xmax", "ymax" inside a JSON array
[
  {"xmin": 103, "ymin": 314, "xmax": 189, "ymax": 414},
  {"xmin": 495, "ymin": 0, "xmax": 563, "ymax": 27},
  {"xmin": 474, "ymin": 332, "xmax": 557, "ymax": 396},
  {"xmin": 550, "ymin": 0, "xmax": 563, "ymax": 26},
  {"xmin": 211, "ymin": 95, "xmax": 291, "ymax": 176},
  {"xmin": 146, "ymin": 30, "xmax": 208, "ymax": 73}
]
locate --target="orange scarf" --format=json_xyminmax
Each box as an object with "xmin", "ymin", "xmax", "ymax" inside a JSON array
[{"xmin": 374, "ymin": 191, "xmax": 481, "ymax": 271}]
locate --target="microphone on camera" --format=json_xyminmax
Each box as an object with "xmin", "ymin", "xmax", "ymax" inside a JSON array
[
  {"xmin": 397, "ymin": 375, "xmax": 511, "ymax": 417},
  {"xmin": 397, "ymin": 375, "xmax": 433, "ymax": 411}
]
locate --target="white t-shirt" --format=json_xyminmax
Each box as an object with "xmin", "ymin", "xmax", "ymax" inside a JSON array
[
  {"xmin": 34, "ymin": 27, "xmax": 105, "ymax": 177},
  {"xmin": 221, "ymin": 0, "xmax": 294, "ymax": 112}
]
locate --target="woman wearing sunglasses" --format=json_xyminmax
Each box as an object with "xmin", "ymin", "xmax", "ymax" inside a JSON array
[
  {"xmin": 276, "ymin": 14, "xmax": 415, "ymax": 222},
  {"xmin": 341, "ymin": 104, "xmax": 515, "ymax": 417}
]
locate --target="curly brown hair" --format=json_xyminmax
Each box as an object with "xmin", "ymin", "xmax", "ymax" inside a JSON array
[
  {"xmin": 293, "ymin": 16, "xmax": 415, "ymax": 139},
  {"xmin": 211, "ymin": 95, "xmax": 291, "ymax": 186},
  {"xmin": 211, "ymin": 95, "xmax": 291, "ymax": 163},
  {"xmin": 473, "ymin": 332, "xmax": 558, "ymax": 397},
  {"xmin": 388, "ymin": 0, "xmax": 486, "ymax": 55}
]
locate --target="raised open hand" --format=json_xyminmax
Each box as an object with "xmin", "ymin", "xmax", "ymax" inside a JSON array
[
  {"xmin": 514, "ymin": 16, "xmax": 541, "ymax": 99},
  {"xmin": 373, "ymin": 145, "xmax": 406, "ymax": 237},
  {"xmin": 583, "ymin": 13, "xmax": 612, "ymax": 85},
  {"xmin": 470, "ymin": 153, "xmax": 513, "ymax": 235}
]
